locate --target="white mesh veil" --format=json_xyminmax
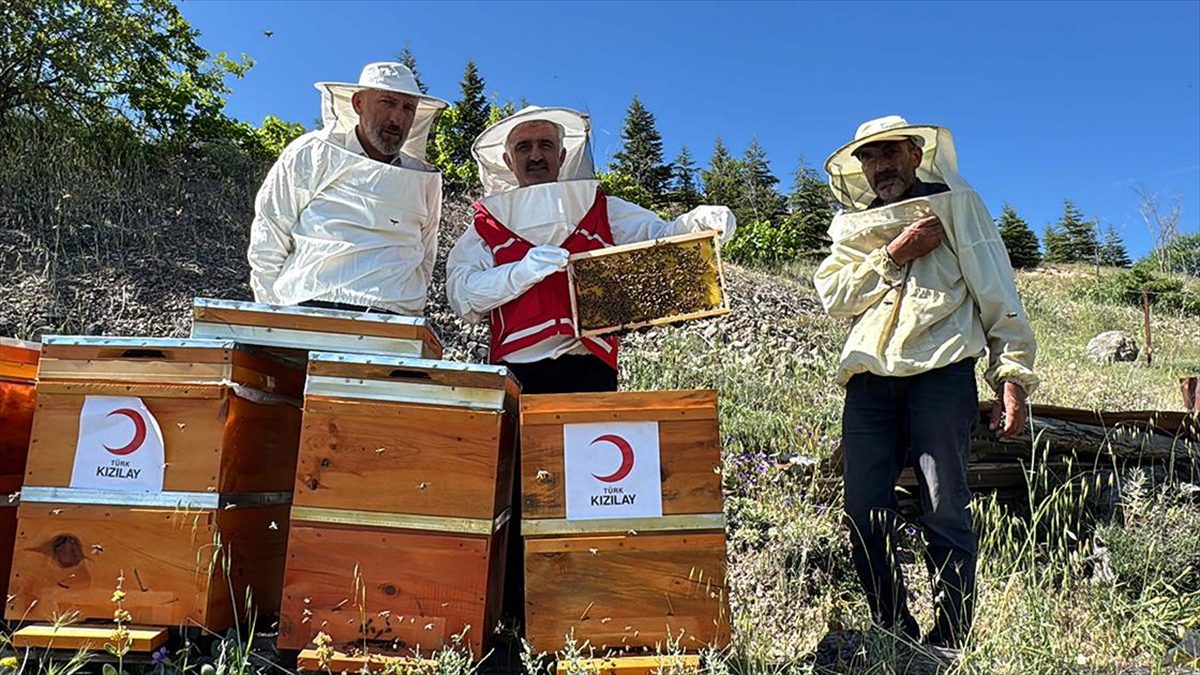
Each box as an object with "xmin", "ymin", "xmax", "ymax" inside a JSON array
[
  {"xmin": 472, "ymin": 106, "xmax": 596, "ymax": 196},
  {"xmin": 825, "ymin": 126, "xmax": 973, "ymax": 212}
]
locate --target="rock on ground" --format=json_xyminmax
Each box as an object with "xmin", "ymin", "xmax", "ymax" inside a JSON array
[{"xmin": 1086, "ymin": 330, "xmax": 1140, "ymax": 364}]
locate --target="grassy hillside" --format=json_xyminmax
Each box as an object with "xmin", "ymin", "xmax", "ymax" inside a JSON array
[{"xmin": 2, "ymin": 122, "xmax": 1198, "ymax": 674}]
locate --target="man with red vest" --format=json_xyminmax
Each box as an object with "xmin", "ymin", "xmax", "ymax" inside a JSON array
[{"xmin": 446, "ymin": 107, "xmax": 736, "ymax": 395}]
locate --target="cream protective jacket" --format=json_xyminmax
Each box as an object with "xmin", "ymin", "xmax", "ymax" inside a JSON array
[
  {"xmin": 814, "ymin": 126, "xmax": 1038, "ymax": 394},
  {"xmin": 446, "ymin": 178, "xmax": 735, "ymax": 363},
  {"xmin": 247, "ymin": 77, "xmax": 445, "ymax": 314}
]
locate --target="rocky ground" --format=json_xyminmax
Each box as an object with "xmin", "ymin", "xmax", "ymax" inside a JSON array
[{"xmin": 0, "ymin": 192, "xmax": 829, "ymax": 365}]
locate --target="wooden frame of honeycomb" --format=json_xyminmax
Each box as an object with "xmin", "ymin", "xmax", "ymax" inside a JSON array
[{"xmin": 567, "ymin": 230, "xmax": 730, "ymax": 338}]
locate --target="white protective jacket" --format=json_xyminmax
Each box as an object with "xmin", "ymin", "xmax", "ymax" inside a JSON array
[
  {"xmin": 446, "ymin": 107, "xmax": 736, "ymax": 363},
  {"xmin": 814, "ymin": 125, "xmax": 1039, "ymax": 394},
  {"xmin": 247, "ymin": 77, "xmax": 446, "ymax": 314}
]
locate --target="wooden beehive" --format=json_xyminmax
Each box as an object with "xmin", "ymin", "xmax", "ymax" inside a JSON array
[
  {"xmin": 0, "ymin": 338, "xmax": 40, "ymax": 605},
  {"xmin": 191, "ymin": 297, "xmax": 444, "ymax": 362},
  {"xmin": 520, "ymin": 390, "xmax": 730, "ymax": 653},
  {"xmin": 567, "ymin": 231, "xmax": 728, "ymax": 337},
  {"xmin": 6, "ymin": 336, "xmax": 303, "ymax": 629},
  {"xmin": 278, "ymin": 352, "xmax": 519, "ymax": 657}
]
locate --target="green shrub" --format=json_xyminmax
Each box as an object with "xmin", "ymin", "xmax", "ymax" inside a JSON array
[
  {"xmin": 1069, "ymin": 266, "xmax": 1200, "ymax": 316},
  {"xmin": 723, "ymin": 218, "xmax": 808, "ymax": 266}
]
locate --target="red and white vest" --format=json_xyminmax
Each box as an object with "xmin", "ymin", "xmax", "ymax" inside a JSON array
[{"xmin": 473, "ymin": 187, "xmax": 619, "ymax": 370}]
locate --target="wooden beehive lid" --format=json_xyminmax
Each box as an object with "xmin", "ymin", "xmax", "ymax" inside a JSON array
[
  {"xmin": 38, "ymin": 335, "xmax": 304, "ymax": 397},
  {"xmin": 191, "ymin": 297, "xmax": 444, "ymax": 359},
  {"xmin": 305, "ymin": 351, "xmax": 521, "ymax": 413},
  {"xmin": 521, "ymin": 389, "xmax": 718, "ymax": 425},
  {"xmin": 567, "ymin": 230, "xmax": 729, "ymax": 337},
  {"xmin": 0, "ymin": 337, "xmax": 40, "ymax": 383}
]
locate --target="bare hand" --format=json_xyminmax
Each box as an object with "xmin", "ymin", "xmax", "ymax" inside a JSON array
[
  {"xmin": 989, "ymin": 381, "xmax": 1028, "ymax": 440},
  {"xmin": 886, "ymin": 215, "xmax": 944, "ymax": 266}
]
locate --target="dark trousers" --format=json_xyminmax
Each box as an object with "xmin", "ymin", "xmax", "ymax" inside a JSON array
[
  {"xmin": 841, "ymin": 358, "xmax": 979, "ymax": 646},
  {"xmin": 499, "ymin": 353, "xmax": 618, "ymax": 638},
  {"xmin": 505, "ymin": 353, "xmax": 619, "ymax": 395}
]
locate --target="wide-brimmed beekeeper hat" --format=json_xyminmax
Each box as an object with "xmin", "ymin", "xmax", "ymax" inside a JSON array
[
  {"xmin": 315, "ymin": 62, "xmax": 449, "ymax": 162},
  {"xmin": 472, "ymin": 106, "xmax": 596, "ymax": 196},
  {"xmin": 826, "ymin": 115, "xmax": 963, "ymax": 211}
]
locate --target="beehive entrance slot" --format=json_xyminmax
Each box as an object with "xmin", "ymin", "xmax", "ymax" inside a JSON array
[
  {"xmin": 117, "ymin": 349, "xmax": 167, "ymax": 359},
  {"xmin": 388, "ymin": 369, "xmax": 432, "ymax": 381}
]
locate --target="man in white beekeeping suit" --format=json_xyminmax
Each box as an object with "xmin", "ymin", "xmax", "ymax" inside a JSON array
[
  {"xmin": 247, "ymin": 62, "xmax": 448, "ymax": 314},
  {"xmin": 814, "ymin": 116, "xmax": 1038, "ymax": 650},
  {"xmin": 446, "ymin": 106, "xmax": 736, "ymax": 394}
]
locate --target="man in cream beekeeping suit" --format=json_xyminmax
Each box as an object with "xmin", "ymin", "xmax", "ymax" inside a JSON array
[
  {"xmin": 446, "ymin": 106, "xmax": 736, "ymax": 394},
  {"xmin": 247, "ymin": 62, "xmax": 448, "ymax": 314},
  {"xmin": 814, "ymin": 116, "xmax": 1038, "ymax": 650}
]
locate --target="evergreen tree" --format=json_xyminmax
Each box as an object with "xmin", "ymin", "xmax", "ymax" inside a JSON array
[
  {"xmin": 701, "ymin": 137, "xmax": 747, "ymax": 216},
  {"xmin": 1059, "ymin": 199, "xmax": 1101, "ymax": 263},
  {"xmin": 452, "ymin": 60, "xmax": 491, "ymax": 165},
  {"xmin": 784, "ymin": 158, "xmax": 835, "ymax": 257},
  {"xmin": 996, "ymin": 203, "xmax": 1042, "ymax": 269},
  {"xmin": 610, "ymin": 95, "xmax": 673, "ymax": 205},
  {"xmin": 668, "ymin": 145, "xmax": 703, "ymax": 214},
  {"xmin": 397, "ymin": 44, "xmax": 427, "ymax": 94},
  {"xmin": 1098, "ymin": 224, "xmax": 1132, "ymax": 267},
  {"xmin": 741, "ymin": 138, "xmax": 786, "ymax": 222},
  {"xmin": 1042, "ymin": 223, "xmax": 1071, "ymax": 264}
]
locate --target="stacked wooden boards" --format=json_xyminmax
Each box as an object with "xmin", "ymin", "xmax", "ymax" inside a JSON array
[
  {"xmin": 520, "ymin": 390, "xmax": 729, "ymax": 652},
  {"xmin": 277, "ymin": 352, "xmax": 519, "ymax": 658},
  {"xmin": 6, "ymin": 336, "xmax": 302, "ymax": 629}
]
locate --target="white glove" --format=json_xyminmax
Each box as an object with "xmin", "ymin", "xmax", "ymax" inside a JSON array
[
  {"xmin": 687, "ymin": 206, "xmax": 736, "ymax": 242},
  {"xmin": 511, "ymin": 245, "xmax": 570, "ymax": 288}
]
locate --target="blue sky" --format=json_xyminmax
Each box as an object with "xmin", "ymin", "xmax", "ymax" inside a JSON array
[{"xmin": 179, "ymin": 0, "xmax": 1199, "ymax": 258}]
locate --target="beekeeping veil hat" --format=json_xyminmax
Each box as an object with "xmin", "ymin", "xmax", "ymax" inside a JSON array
[
  {"xmin": 472, "ymin": 106, "xmax": 595, "ymax": 196},
  {"xmin": 315, "ymin": 62, "xmax": 449, "ymax": 162},
  {"xmin": 825, "ymin": 115, "xmax": 972, "ymax": 212}
]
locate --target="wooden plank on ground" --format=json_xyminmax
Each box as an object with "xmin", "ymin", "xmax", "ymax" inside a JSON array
[
  {"xmin": 557, "ymin": 655, "xmax": 703, "ymax": 675},
  {"xmin": 12, "ymin": 624, "xmax": 167, "ymax": 652},
  {"xmin": 296, "ymin": 648, "xmax": 437, "ymax": 672}
]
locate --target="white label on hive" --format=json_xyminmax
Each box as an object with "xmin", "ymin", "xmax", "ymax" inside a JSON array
[
  {"xmin": 563, "ymin": 420, "xmax": 663, "ymax": 521},
  {"xmin": 70, "ymin": 396, "xmax": 166, "ymax": 492}
]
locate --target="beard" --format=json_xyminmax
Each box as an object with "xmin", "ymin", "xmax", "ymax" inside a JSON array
[
  {"xmin": 870, "ymin": 170, "xmax": 912, "ymax": 204},
  {"xmin": 363, "ymin": 119, "xmax": 406, "ymax": 156}
]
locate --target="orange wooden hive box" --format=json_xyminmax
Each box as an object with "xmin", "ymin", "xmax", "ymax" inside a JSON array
[
  {"xmin": 278, "ymin": 352, "xmax": 519, "ymax": 658},
  {"xmin": 520, "ymin": 390, "xmax": 730, "ymax": 654},
  {"xmin": 0, "ymin": 338, "xmax": 41, "ymax": 604},
  {"xmin": 190, "ymin": 298, "xmax": 444, "ymax": 362},
  {"xmin": 6, "ymin": 336, "xmax": 304, "ymax": 630}
]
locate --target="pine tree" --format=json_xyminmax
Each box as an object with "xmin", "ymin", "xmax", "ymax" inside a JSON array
[
  {"xmin": 784, "ymin": 158, "xmax": 834, "ymax": 257},
  {"xmin": 1098, "ymin": 224, "xmax": 1132, "ymax": 267},
  {"xmin": 397, "ymin": 44, "xmax": 427, "ymax": 94},
  {"xmin": 1042, "ymin": 224, "xmax": 1071, "ymax": 264},
  {"xmin": 452, "ymin": 60, "xmax": 491, "ymax": 165},
  {"xmin": 669, "ymin": 145, "xmax": 702, "ymax": 214},
  {"xmin": 701, "ymin": 137, "xmax": 747, "ymax": 215},
  {"xmin": 996, "ymin": 203, "xmax": 1042, "ymax": 269},
  {"xmin": 610, "ymin": 95, "xmax": 673, "ymax": 205},
  {"xmin": 1059, "ymin": 199, "xmax": 1101, "ymax": 263},
  {"xmin": 741, "ymin": 138, "xmax": 786, "ymax": 223}
]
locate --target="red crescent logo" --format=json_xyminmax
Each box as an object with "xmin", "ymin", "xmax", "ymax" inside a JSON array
[
  {"xmin": 104, "ymin": 408, "xmax": 147, "ymax": 456},
  {"xmin": 590, "ymin": 434, "xmax": 635, "ymax": 483}
]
